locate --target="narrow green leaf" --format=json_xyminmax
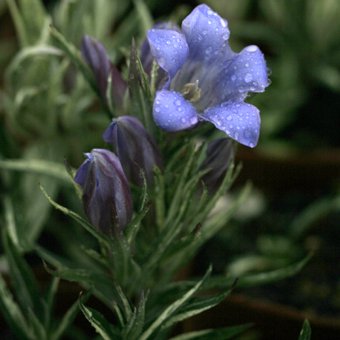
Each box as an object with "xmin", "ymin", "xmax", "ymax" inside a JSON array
[
  {"xmin": 6, "ymin": 45, "xmax": 62, "ymax": 79},
  {"xmin": 51, "ymin": 295, "xmax": 87, "ymax": 340},
  {"xmin": 140, "ymin": 267, "xmax": 212, "ymax": 340},
  {"xmin": 298, "ymin": 320, "xmax": 311, "ymax": 340},
  {"xmin": 80, "ymin": 302, "xmax": 120, "ymax": 340},
  {"xmin": 39, "ymin": 185, "xmax": 110, "ymax": 246},
  {"xmin": 127, "ymin": 39, "xmax": 153, "ymax": 129},
  {"xmin": 169, "ymin": 324, "xmax": 252, "ymax": 340},
  {"xmin": 155, "ymin": 255, "xmax": 311, "ymax": 303},
  {"xmin": 126, "ymin": 203, "xmax": 150, "ymax": 245},
  {"xmin": 3, "ymin": 196, "xmax": 20, "ymax": 249},
  {"xmin": 27, "ymin": 310, "xmax": 47, "ymax": 340},
  {"xmin": 6, "ymin": 0, "xmax": 28, "ymax": 46},
  {"xmin": 0, "ymin": 159, "xmax": 71, "ymax": 183},
  {"xmin": 238, "ymin": 254, "xmax": 312, "ymax": 288},
  {"xmin": 161, "ymin": 290, "xmax": 231, "ymax": 331},
  {"xmin": 49, "ymin": 26, "xmax": 99, "ymax": 96},
  {"xmin": 44, "ymin": 276, "xmax": 60, "ymax": 330},
  {"xmin": 134, "ymin": 0, "xmax": 153, "ymax": 34},
  {"xmin": 2, "ymin": 229, "xmax": 43, "ymax": 317},
  {"xmin": 123, "ymin": 292, "xmax": 148, "ymax": 340},
  {"xmin": 0, "ymin": 274, "xmax": 31, "ymax": 339}
]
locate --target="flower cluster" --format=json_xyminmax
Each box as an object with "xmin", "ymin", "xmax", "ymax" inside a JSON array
[
  {"xmin": 75, "ymin": 116, "xmax": 161, "ymax": 234},
  {"xmin": 75, "ymin": 4, "xmax": 269, "ymax": 235},
  {"xmin": 145, "ymin": 4, "xmax": 269, "ymax": 147}
]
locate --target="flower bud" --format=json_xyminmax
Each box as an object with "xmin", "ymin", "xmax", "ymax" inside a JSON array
[
  {"xmin": 74, "ymin": 149, "xmax": 132, "ymax": 235},
  {"xmin": 102, "ymin": 116, "xmax": 162, "ymax": 186},
  {"xmin": 81, "ymin": 35, "xmax": 126, "ymax": 108},
  {"xmin": 200, "ymin": 138, "xmax": 235, "ymax": 192}
]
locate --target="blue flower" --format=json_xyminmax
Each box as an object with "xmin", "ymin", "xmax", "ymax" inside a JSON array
[
  {"xmin": 146, "ymin": 4, "xmax": 269, "ymax": 147},
  {"xmin": 81, "ymin": 36, "xmax": 126, "ymax": 109},
  {"xmin": 103, "ymin": 116, "xmax": 162, "ymax": 186},
  {"xmin": 74, "ymin": 149, "xmax": 133, "ymax": 235}
]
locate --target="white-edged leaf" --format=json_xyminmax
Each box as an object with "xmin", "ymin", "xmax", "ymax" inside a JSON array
[
  {"xmin": 298, "ymin": 319, "xmax": 311, "ymax": 340},
  {"xmin": 0, "ymin": 159, "xmax": 71, "ymax": 182},
  {"xmin": 80, "ymin": 302, "xmax": 120, "ymax": 340},
  {"xmin": 169, "ymin": 323, "xmax": 252, "ymax": 340},
  {"xmin": 140, "ymin": 267, "xmax": 212, "ymax": 340}
]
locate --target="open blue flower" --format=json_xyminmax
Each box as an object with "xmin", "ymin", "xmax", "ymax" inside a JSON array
[{"xmin": 146, "ymin": 4, "xmax": 269, "ymax": 147}]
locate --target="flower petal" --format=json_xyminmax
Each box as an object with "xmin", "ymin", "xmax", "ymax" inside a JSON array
[
  {"xmin": 147, "ymin": 29, "xmax": 189, "ymax": 80},
  {"xmin": 153, "ymin": 90, "xmax": 198, "ymax": 131},
  {"xmin": 202, "ymin": 101, "xmax": 261, "ymax": 147},
  {"xmin": 221, "ymin": 45, "xmax": 269, "ymax": 99},
  {"xmin": 181, "ymin": 4, "xmax": 231, "ymax": 62}
]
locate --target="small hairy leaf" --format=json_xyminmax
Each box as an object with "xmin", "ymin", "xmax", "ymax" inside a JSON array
[{"xmin": 298, "ymin": 319, "xmax": 311, "ymax": 340}]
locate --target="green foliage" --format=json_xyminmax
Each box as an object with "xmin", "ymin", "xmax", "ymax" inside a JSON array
[
  {"xmin": 0, "ymin": 0, "xmax": 315, "ymax": 338},
  {"xmin": 298, "ymin": 320, "xmax": 312, "ymax": 340},
  {"xmin": 0, "ymin": 229, "xmax": 81, "ymax": 339}
]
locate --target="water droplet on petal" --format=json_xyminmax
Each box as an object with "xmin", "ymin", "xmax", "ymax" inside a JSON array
[
  {"xmin": 245, "ymin": 73, "xmax": 253, "ymax": 83},
  {"xmin": 231, "ymin": 75, "xmax": 237, "ymax": 82},
  {"xmin": 246, "ymin": 45, "xmax": 258, "ymax": 52},
  {"xmin": 227, "ymin": 115, "xmax": 232, "ymax": 121},
  {"xmin": 190, "ymin": 117, "xmax": 197, "ymax": 125}
]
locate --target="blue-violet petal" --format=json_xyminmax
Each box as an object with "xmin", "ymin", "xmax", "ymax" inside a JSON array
[
  {"xmin": 182, "ymin": 4, "xmax": 231, "ymax": 62},
  {"xmin": 153, "ymin": 90, "xmax": 198, "ymax": 131},
  {"xmin": 223, "ymin": 45, "xmax": 268, "ymax": 97},
  {"xmin": 147, "ymin": 29, "xmax": 189, "ymax": 80},
  {"xmin": 202, "ymin": 101, "xmax": 260, "ymax": 147}
]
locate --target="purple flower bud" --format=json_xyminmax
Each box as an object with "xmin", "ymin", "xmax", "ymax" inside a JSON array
[
  {"xmin": 74, "ymin": 149, "xmax": 133, "ymax": 235},
  {"xmin": 103, "ymin": 116, "xmax": 162, "ymax": 186},
  {"xmin": 81, "ymin": 35, "xmax": 126, "ymax": 108},
  {"xmin": 200, "ymin": 138, "xmax": 235, "ymax": 192}
]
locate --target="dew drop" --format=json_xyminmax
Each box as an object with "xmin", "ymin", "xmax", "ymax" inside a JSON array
[
  {"xmin": 166, "ymin": 40, "xmax": 171, "ymax": 45},
  {"xmin": 220, "ymin": 19, "xmax": 227, "ymax": 28},
  {"xmin": 190, "ymin": 117, "xmax": 197, "ymax": 125},
  {"xmin": 244, "ymin": 73, "xmax": 253, "ymax": 83},
  {"xmin": 245, "ymin": 45, "xmax": 258, "ymax": 52},
  {"xmin": 231, "ymin": 75, "xmax": 237, "ymax": 81},
  {"xmin": 227, "ymin": 115, "xmax": 232, "ymax": 121}
]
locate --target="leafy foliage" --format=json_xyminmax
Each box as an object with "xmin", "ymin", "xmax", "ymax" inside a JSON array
[{"xmin": 0, "ymin": 0, "xmax": 314, "ymax": 339}]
